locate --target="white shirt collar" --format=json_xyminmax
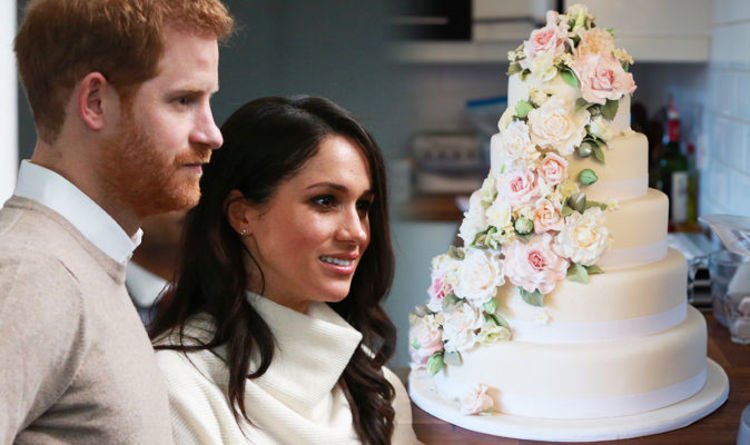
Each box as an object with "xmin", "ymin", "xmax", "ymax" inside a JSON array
[
  {"xmin": 126, "ymin": 262, "xmax": 168, "ymax": 307},
  {"xmin": 14, "ymin": 160, "xmax": 142, "ymax": 263}
]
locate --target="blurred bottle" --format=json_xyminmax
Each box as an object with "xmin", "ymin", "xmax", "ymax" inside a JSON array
[{"xmin": 660, "ymin": 97, "xmax": 689, "ymax": 230}]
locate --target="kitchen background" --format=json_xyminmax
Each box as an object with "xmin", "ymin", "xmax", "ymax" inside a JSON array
[{"xmin": 2, "ymin": 0, "xmax": 750, "ymax": 368}]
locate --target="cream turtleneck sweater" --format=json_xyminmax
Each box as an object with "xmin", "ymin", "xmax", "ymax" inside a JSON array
[{"xmin": 154, "ymin": 293, "xmax": 421, "ymax": 444}]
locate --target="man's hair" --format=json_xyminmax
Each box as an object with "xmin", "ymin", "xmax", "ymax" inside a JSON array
[{"xmin": 14, "ymin": 0, "xmax": 234, "ymax": 143}]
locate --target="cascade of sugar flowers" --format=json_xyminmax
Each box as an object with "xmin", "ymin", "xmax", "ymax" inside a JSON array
[{"xmin": 408, "ymin": 4, "xmax": 637, "ymax": 414}]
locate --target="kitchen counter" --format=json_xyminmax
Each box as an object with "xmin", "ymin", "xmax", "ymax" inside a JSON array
[{"xmin": 400, "ymin": 313, "xmax": 745, "ymax": 444}]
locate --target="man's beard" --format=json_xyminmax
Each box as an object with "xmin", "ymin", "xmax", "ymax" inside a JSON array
[{"xmin": 97, "ymin": 111, "xmax": 210, "ymax": 218}]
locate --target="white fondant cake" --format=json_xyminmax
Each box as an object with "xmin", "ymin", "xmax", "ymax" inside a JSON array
[{"xmin": 408, "ymin": 4, "xmax": 726, "ymax": 439}]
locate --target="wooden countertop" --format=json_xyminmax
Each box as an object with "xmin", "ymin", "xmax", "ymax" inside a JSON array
[
  {"xmin": 396, "ymin": 193, "xmax": 465, "ymax": 221},
  {"xmin": 405, "ymin": 313, "xmax": 746, "ymax": 445}
]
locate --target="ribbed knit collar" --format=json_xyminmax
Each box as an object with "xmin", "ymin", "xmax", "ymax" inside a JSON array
[{"xmin": 244, "ymin": 291, "xmax": 363, "ymax": 412}]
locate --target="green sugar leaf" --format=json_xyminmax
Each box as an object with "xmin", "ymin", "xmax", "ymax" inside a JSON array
[
  {"xmin": 601, "ymin": 99, "xmax": 619, "ymax": 121},
  {"xmin": 575, "ymin": 97, "xmax": 591, "ymax": 111},
  {"xmin": 515, "ymin": 99, "xmax": 534, "ymax": 118},
  {"xmin": 444, "ymin": 350, "xmax": 463, "ymax": 367},
  {"xmin": 427, "ymin": 353, "xmax": 444, "ymax": 376},
  {"xmin": 519, "ymin": 287, "xmax": 544, "ymax": 307},
  {"xmin": 587, "ymin": 264, "xmax": 605, "ymax": 275},
  {"xmin": 561, "ymin": 203, "xmax": 576, "ymax": 217},
  {"xmin": 483, "ymin": 298, "xmax": 499, "ymax": 315},
  {"xmin": 592, "ymin": 145, "xmax": 605, "ymax": 163},
  {"xmin": 567, "ymin": 263, "xmax": 589, "ymax": 284},
  {"xmin": 578, "ymin": 168, "xmax": 599, "ymax": 186},
  {"xmin": 507, "ymin": 62, "xmax": 523, "ymax": 76},
  {"xmin": 560, "ymin": 68, "xmax": 579, "ymax": 89}
]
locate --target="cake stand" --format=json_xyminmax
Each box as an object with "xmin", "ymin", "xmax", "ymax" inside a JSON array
[{"xmin": 408, "ymin": 358, "xmax": 729, "ymax": 442}]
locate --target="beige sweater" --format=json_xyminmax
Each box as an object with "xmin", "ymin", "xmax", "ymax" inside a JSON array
[
  {"xmin": 0, "ymin": 197, "xmax": 173, "ymax": 444},
  {"xmin": 155, "ymin": 294, "xmax": 421, "ymax": 444}
]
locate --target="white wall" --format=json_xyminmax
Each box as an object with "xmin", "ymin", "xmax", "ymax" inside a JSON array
[
  {"xmin": 2, "ymin": 0, "xmax": 17, "ymax": 204},
  {"xmin": 700, "ymin": 0, "xmax": 750, "ymax": 217}
]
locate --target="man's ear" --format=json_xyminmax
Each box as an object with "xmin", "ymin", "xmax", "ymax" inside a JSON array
[
  {"xmin": 225, "ymin": 190, "xmax": 256, "ymax": 236},
  {"xmin": 77, "ymin": 72, "xmax": 115, "ymax": 131}
]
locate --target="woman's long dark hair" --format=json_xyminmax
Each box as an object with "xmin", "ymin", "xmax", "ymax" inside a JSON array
[{"xmin": 150, "ymin": 96, "xmax": 397, "ymax": 444}]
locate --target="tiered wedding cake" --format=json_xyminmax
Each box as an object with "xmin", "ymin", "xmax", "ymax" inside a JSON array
[{"xmin": 408, "ymin": 5, "xmax": 727, "ymax": 441}]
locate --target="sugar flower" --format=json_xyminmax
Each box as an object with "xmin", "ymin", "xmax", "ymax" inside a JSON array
[
  {"xmin": 554, "ymin": 207, "xmax": 612, "ymax": 266},
  {"xmin": 503, "ymin": 233, "xmax": 569, "ymax": 295},
  {"xmin": 460, "ymin": 384, "xmax": 495, "ymax": 415},
  {"xmin": 537, "ymin": 152, "xmax": 569, "ymax": 187},
  {"xmin": 458, "ymin": 191, "xmax": 487, "ymax": 246},
  {"xmin": 533, "ymin": 198, "xmax": 564, "ymax": 233},
  {"xmin": 454, "ymin": 248, "xmax": 505, "ymax": 306},
  {"xmin": 576, "ymin": 28, "xmax": 615, "ymax": 57},
  {"xmin": 572, "ymin": 52, "xmax": 636, "ymax": 105},
  {"xmin": 527, "ymin": 95, "xmax": 590, "ymax": 156},
  {"xmin": 496, "ymin": 165, "xmax": 542, "ymax": 210},
  {"xmin": 442, "ymin": 303, "xmax": 483, "ymax": 352},
  {"xmin": 521, "ymin": 10, "xmax": 568, "ymax": 69},
  {"xmin": 408, "ymin": 314, "xmax": 444, "ymax": 369},
  {"xmin": 492, "ymin": 120, "xmax": 538, "ymax": 168}
]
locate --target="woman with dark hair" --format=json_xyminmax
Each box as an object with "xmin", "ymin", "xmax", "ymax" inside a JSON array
[{"xmin": 150, "ymin": 96, "xmax": 420, "ymax": 444}]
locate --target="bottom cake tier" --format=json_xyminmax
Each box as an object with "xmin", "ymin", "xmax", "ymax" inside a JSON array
[{"xmin": 433, "ymin": 306, "xmax": 708, "ymax": 419}]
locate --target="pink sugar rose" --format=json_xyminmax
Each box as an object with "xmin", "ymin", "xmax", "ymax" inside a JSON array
[
  {"xmin": 537, "ymin": 152, "xmax": 568, "ymax": 186},
  {"xmin": 522, "ymin": 11, "xmax": 568, "ymax": 65},
  {"xmin": 533, "ymin": 198, "xmax": 564, "ymax": 233},
  {"xmin": 427, "ymin": 275, "xmax": 450, "ymax": 313},
  {"xmin": 497, "ymin": 166, "xmax": 541, "ymax": 209},
  {"xmin": 572, "ymin": 52, "xmax": 636, "ymax": 105},
  {"xmin": 503, "ymin": 233, "xmax": 569, "ymax": 295},
  {"xmin": 460, "ymin": 384, "xmax": 495, "ymax": 415},
  {"xmin": 409, "ymin": 315, "xmax": 443, "ymax": 367}
]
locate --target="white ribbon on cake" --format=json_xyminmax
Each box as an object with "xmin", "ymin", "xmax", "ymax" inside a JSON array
[
  {"xmin": 433, "ymin": 365, "xmax": 707, "ymax": 419},
  {"xmin": 583, "ymin": 175, "xmax": 649, "ymax": 202},
  {"xmin": 597, "ymin": 238, "xmax": 668, "ymax": 270},
  {"xmin": 498, "ymin": 367, "xmax": 706, "ymax": 419},
  {"xmin": 507, "ymin": 300, "xmax": 687, "ymax": 344}
]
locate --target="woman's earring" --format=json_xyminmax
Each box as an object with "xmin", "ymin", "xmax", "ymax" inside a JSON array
[{"xmin": 240, "ymin": 228, "xmax": 248, "ymax": 237}]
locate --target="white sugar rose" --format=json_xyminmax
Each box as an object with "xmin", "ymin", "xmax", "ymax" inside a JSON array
[
  {"xmin": 533, "ymin": 198, "xmax": 564, "ymax": 233},
  {"xmin": 528, "ymin": 52, "xmax": 558, "ymax": 82},
  {"xmin": 589, "ymin": 115, "xmax": 614, "ymax": 141},
  {"xmin": 477, "ymin": 175, "xmax": 497, "ymax": 206},
  {"xmin": 576, "ymin": 28, "xmax": 615, "ymax": 57},
  {"xmin": 477, "ymin": 323, "xmax": 511, "ymax": 345},
  {"xmin": 528, "ymin": 95, "xmax": 590, "ymax": 156},
  {"xmin": 537, "ymin": 152, "xmax": 569, "ymax": 187},
  {"xmin": 497, "ymin": 107, "xmax": 515, "ymax": 130},
  {"xmin": 431, "ymin": 252, "xmax": 461, "ymax": 291},
  {"xmin": 572, "ymin": 53, "xmax": 636, "ymax": 105},
  {"xmin": 554, "ymin": 207, "xmax": 612, "ymax": 266},
  {"xmin": 460, "ymin": 384, "xmax": 495, "ymax": 415},
  {"xmin": 443, "ymin": 303, "xmax": 483, "ymax": 352},
  {"xmin": 454, "ymin": 248, "xmax": 505, "ymax": 306},
  {"xmin": 409, "ymin": 314, "xmax": 444, "ymax": 368},
  {"xmin": 503, "ymin": 233, "xmax": 569, "ymax": 295},
  {"xmin": 485, "ymin": 199, "xmax": 512, "ymax": 229},
  {"xmin": 459, "ymin": 192, "xmax": 487, "ymax": 246},
  {"xmin": 496, "ymin": 166, "xmax": 542, "ymax": 209},
  {"xmin": 492, "ymin": 120, "xmax": 538, "ymax": 167}
]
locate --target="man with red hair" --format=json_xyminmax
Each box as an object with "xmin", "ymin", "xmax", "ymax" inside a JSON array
[{"xmin": 1, "ymin": 1, "xmax": 233, "ymax": 442}]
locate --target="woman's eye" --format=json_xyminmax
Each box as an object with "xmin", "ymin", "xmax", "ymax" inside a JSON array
[{"xmin": 312, "ymin": 195, "xmax": 335, "ymax": 208}]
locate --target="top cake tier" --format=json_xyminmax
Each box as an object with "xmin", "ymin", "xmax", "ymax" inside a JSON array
[{"xmin": 508, "ymin": 73, "xmax": 631, "ymax": 135}]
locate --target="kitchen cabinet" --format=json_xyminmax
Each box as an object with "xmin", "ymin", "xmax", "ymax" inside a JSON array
[{"xmin": 392, "ymin": 0, "xmax": 711, "ymax": 63}]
